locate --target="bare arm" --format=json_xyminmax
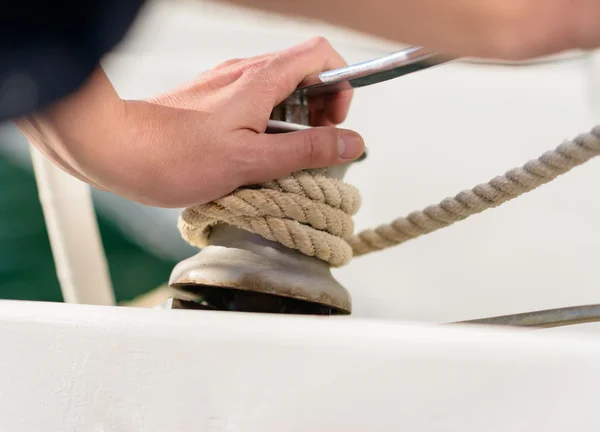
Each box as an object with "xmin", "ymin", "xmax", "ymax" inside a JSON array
[
  {"xmin": 17, "ymin": 39, "xmax": 364, "ymax": 208},
  {"xmin": 13, "ymin": 0, "xmax": 600, "ymax": 211},
  {"xmin": 221, "ymin": 0, "xmax": 597, "ymax": 60}
]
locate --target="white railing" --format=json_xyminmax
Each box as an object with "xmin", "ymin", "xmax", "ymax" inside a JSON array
[{"xmin": 29, "ymin": 146, "xmax": 115, "ymax": 305}]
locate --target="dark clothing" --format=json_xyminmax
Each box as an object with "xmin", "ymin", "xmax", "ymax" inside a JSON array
[{"xmin": 0, "ymin": 0, "xmax": 145, "ymax": 121}]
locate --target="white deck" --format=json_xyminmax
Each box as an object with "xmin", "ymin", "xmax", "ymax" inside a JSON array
[{"xmin": 2, "ymin": 300, "xmax": 600, "ymax": 431}]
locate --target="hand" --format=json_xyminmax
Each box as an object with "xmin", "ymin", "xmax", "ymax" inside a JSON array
[{"xmin": 17, "ymin": 37, "xmax": 365, "ymax": 208}]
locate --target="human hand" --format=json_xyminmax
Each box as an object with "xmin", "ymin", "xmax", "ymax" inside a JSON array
[{"xmin": 17, "ymin": 37, "xmax": 364, "ymax": 208}]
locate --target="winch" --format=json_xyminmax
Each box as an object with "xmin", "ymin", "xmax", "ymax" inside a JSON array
[
  {"xmin": 162, "ymin": 46, "xmax": 600, "ymax": 331},
  {"xmin": 166, "ymin": 46, "xmax": 455, "ymax": 314}
]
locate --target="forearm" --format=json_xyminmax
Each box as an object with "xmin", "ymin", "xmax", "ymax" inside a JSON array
[
  {"xmin": 15, "ymin": 67, "xmax": 124, "ymax": 188},
  {"xmin": 28, "ymin": 67, "xmax": 124, "ymax": 153},
  {"xmin": 221, "ymin": 0, "xmax": 581, "ymax": 60}
]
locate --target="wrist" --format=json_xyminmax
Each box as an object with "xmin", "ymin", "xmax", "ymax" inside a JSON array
[{"xmin": 15, "ymin": 66, "xmax": 126, "ymax": 185}]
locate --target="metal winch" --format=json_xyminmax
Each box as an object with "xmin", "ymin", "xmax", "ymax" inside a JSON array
[
  {"xmin": 165, "ymin": 47, "xmax": 455, "ymax": 314},
  {"xmin": 158, "ymin": 46, "xmax": 600, "ymax": 332}
]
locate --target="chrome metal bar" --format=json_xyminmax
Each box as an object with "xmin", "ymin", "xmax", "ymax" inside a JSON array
[
  {"xmin": 455, "ymin": 304, "xmax": 600, "ymax": 329},
  {"xmin": 296, "ymin": 46, "xmax": 458, "ymax": 96}
]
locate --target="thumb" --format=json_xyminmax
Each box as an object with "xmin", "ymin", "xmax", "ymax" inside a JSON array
[{"xmin": 244, "ymin": 127, "xmax": 364, "ymax": 184}]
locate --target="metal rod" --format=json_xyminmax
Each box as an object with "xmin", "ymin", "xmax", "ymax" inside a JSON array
[
  {"xmin": 296, "ymin": 46, "xmax": 458, "ymax": 96},
  {"xmin": 455, "ymin": 304, "xmax": 600, "ymax": 329}
]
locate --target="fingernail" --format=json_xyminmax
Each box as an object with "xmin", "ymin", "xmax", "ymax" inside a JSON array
[{"xmin": 338, "ymin": 132, "xmax": 364, "ymax": 160}]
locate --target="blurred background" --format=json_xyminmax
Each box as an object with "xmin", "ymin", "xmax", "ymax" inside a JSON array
[{"xmin": 2, "ymin": 0, "xmax": 600, "ymax": 329}]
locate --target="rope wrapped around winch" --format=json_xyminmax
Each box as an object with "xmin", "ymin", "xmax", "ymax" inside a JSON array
[{"xmin": 179, "ymin": 126, "xmax": 600, "ymax": 266}]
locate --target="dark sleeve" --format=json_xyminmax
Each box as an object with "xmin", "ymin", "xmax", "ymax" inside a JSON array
[{"xmin": 0, "ymin": 0, "xmax": 146, "ymax": 121}]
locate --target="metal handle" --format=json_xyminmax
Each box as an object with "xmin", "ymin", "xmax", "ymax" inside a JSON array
[
  {"xmin": 295, "ymin": 46, "xmax": 458, "ymax": 96},
  {"xmin": 266, "ymin": 46, "xmax": 456, "ymax": 133}
]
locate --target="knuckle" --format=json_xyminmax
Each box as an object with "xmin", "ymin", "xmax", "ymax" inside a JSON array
[
  {"xmin": 262, "ymin": 56, "xmax": 283, "ymax": 83},
  {"xmin": 302, "ymin": 133, "xmax": 318, "ymax": 165},
  {"xmin": 240, "ymin": 56, "xmax": 284, "ymax": 99},
  {"xmin": 239, "ymin": 57, "xmax": 275, "ymax": 84},
  {"xmin": 240, "ymin": 57, "xmax": 269, "ymax": 73},
  {"xmin": 233, "ymin": 136, "xmax": 265, "ymax": 183},
  {"xmin": 215, "ymin": 58, "xmax": 243, "ymax": 70},
  {"xmin": 266, "ymin": 57, "xmax": 287, "ymax": 93},
  {"xmin": 309, "ymin": 36, "xmax": 331, "ymax": 49},
  {"xmin": 299, "ymin": 130, "xmax": 334, "ymax": 166}
]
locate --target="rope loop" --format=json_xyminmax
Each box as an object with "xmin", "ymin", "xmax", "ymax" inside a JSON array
[{"xmin": 180, "ymin": 127, "xmax": 600, "ymax": 266}]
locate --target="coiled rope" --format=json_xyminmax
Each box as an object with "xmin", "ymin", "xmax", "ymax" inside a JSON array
[{"xmin": 179, "ymin": 126, "xmax": 600, "ymax": 266}]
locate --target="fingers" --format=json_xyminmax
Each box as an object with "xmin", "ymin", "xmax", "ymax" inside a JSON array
[
  {"xmin": 272, "ymin": 38, "xmax": 347, "ymax": 100},
  {"xmin": 212, "ymin": 58, "xmax": 245, "ymax": 71},
  {"xmin": 308, "ymin": 90, "xmax": 354, "ymax": 126},
  {"xmin": 241, "ymin": 127, "xmax": 365, "ymax": 185},
  {"xmin": 195, "ymin": 38, "xmax": 353, "ymax": 125},
  {"xmin": 326, "ymin": 90, "xmax": 354, "ymax": 125},
  {"xmin": 272, "ymin": 37, "xmax": 353, "ymax": 125},
  {"xmin": 228, "ymin": 37, "xmax": 353, "ymax": 126}
]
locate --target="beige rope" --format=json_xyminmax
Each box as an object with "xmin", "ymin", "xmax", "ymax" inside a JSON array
[
  {"xmin": 179, "ymin": 126, "xmax": 600, "ymax": 266},
  {"xmin": 179, "ymin": 169, "xmax": 361, "ymax": 266}
]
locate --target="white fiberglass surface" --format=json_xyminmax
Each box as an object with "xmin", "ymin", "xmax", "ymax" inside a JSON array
[{"xmin": 1, "ymin": 300, "xmax": 600, "ymax": 431}]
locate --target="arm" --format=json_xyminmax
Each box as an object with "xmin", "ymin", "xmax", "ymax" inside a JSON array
[
  {"xmin": 16, "ymin": 67, "xmax": 125, "ymax": 189},
  {"xmin": 12, "ymin": 0, "xmax": 600, "ymax": 212},
  {"xmin": 222, "ymin": 0, "xmax": 597, "ymax": 60},
  {"xmin": 16, "ymin": 39, "xmax": 365, "ymax": 208}
]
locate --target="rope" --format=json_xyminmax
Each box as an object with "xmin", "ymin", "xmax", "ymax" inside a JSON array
[
  {"xmin": 179, "ymin": 169, "xmax": 361, "ymax": 266},
  {"xmin": 179, "ymin": 126, "xmax": 600, "ymax": 266}
]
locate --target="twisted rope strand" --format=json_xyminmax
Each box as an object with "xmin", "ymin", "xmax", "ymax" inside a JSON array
[
  {"xmin": 348, "ymin": 126, "xmax": 600, "ymax": 256},
  {"xmin": 179, "ymin": 126, "xmax": 600, "ymax": 266},
  {"xmin": 179, "ymin": 170, "xmax": 361, "ymax": 266}
]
